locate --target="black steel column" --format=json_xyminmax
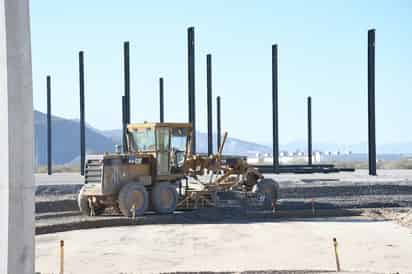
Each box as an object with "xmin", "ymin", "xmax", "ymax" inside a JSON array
[
  {"xmin": 272, "ymin": 44, "xmax": 279, "ymax": 173},
  {"xmin": 79, "ymin": 51, "xmax": 86, "ymax": 176},
  {"xmin": 187, "ymin": 28, "xmax": 192, "ymax": 126},
  {"xmin": 368, "ymin": 29, "xmax": 377, "ymax": 176},
  {"xmin": 216, "ymin": 96, "xmax": 221, "ymax": 151},
  {"xmin": 124, "ymin": 41, "xmax": 131, "ymax": 124},
  {"xmin": 159, "ymin": 77, "xmax": 164, "ymax": 123},
  {"xmin": 307, "ymin": 96, "xmax": 312, "ymax": 165},
  {"xmin": 187, "ymin": 27, "xmax": 196, "ymax": 153},
  {"xmin": 207, "ymin": 54, "xmax": 213, "ymax": 155},
  {"xmin": 46, "ymin": 75, "xmax": 52, "ymax": 175},
  {"xmin": 122, "ymin": 95, "xmax": 127, "ymax": 152}
]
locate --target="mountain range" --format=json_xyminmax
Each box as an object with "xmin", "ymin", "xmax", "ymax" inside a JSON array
[
  {"xmin": 34, "ymin": 111, "xmax": 272, "ymax": 166},
  {"xmin": 34, "ymin": 111, "xmax": 412, "ymax": 166},
  {"xmin": 35, "ymin": 111, "xmax": 114, "ymax": 165}
]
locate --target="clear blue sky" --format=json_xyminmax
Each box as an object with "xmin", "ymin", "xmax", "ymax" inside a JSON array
[{"xmin": 30, "ymin": 0, "xmax": 412, "ymax": 145}]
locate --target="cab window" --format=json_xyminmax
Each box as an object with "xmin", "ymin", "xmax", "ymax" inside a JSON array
[
  {"xmin": 129, "ymin": 128, "xmax": 155, "ymax": 152},
  {"xmin": 170, "ymin": 127, "xmax": 188, "ymax": 169}
]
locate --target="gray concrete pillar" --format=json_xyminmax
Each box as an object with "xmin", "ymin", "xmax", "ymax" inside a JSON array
[{"xmin": 0, "ymin": 0, "xmax": 35, "ymax": 273}]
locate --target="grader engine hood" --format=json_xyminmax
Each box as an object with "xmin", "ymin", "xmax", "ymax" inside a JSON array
[{"xmin": 83, "ymin": 153, "xmax": 154, "ymax": 196}]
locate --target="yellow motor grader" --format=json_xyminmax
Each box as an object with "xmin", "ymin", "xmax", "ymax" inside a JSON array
[{"xmin": 78, "ymin": 122, "xmax": 279, "ymax": 217}]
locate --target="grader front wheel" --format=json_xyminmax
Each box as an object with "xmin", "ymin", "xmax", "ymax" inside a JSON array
[
  {"xmin": 118, "ymin": 182, "xmax": 149, "ymax": 217},
  {"xmin": 152, "ymin": 182, "xmax": 178, "ymax": 214}
]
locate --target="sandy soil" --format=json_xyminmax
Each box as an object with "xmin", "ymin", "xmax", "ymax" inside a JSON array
[
  {"xmin": 364, "ymin": 207, "xmax": 412, "ymax": 229},
  {"xmin": 36, "ymin": 217, "xmax": 412, "ymax": 274}
]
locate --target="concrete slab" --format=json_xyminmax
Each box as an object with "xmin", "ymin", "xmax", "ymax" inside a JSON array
[
  {"xmin": 0, "ymin": 0, "xmax": 34, "ymax": 273},
  {"xmin": 34, "ymin": 169, "xmax": 412, "ymax": 187},
  {"xmin": 35, "ymin": 218, "xmax": 412, "ymax": 273},
  {"xmin": 265, "ymin": 169, "xmax": 412, "ymax": 186},
  {"xmin": 35, "ymin": 173, "xmax": 83, "ymax": 186}
]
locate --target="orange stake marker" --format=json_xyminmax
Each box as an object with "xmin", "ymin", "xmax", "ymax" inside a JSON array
[
  {"xmin": 60, "ymin": 240, "xmax": 64, "ymax": 274},
  {"xmin": 333, "ymin": 238, "xmax": 341, "ymax": 272}
]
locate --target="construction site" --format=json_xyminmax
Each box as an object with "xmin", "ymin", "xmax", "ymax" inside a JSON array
[
  {"xmin": 2, "ymin": 1, "xmax": 412, "ymax": 274},
  {"xmin": 32, "ymin": 26, "xmax": 412, "ymax": 273}
]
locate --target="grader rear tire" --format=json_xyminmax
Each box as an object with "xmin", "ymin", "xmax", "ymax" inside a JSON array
[
  {"xmin": 152, "ymin": 182, "xmax": 178, "ymax": 214},
  {"xmin": 118, "ymin": 182, "xmax": 149, "ymax": 217},
  {"xmin": 252, "ymin": 179, "xmax": 280, "ymax": 210}
]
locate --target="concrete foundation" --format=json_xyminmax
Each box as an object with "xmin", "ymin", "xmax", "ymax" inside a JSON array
[{"xmin": 0, "ymin": 0, "xmax": 35, "ymax": 273}]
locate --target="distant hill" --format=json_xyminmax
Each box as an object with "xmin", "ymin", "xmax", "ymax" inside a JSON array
[
  {"xmin": 34, "ymin": 110, "xmax": 273, "ymax": 166},
  {"xmin": 34, "ymin": 110, "xmax": 412, "ymax": 166},
  {"xmin": 102, "ymin": 130, "xmax": 272, "ymax": 156},
  {"xmin": 101, "ymin": 129, "xmax": 124, "ymax": 144},
  {"xmin": 34, "ymin": 111, "xmax": 115, "ymax": 166}
]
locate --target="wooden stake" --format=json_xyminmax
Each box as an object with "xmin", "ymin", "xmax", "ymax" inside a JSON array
[
  {"xmin": 60, "ymin": 240, "xmax": 64, "ymax": 274},
  {"xmin": 333, "ymin": 238, "xmax": 341, "ymax": 272}
]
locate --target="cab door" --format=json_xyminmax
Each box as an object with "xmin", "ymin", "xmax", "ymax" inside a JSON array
[{"xmin": 156, "ymin": 127, "xmax": 170, "ymax": 175}]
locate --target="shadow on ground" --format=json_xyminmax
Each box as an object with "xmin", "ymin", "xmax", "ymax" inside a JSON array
[{"xmin": 35, "ymin": 204, "xmax": 374, "ymax": 235}]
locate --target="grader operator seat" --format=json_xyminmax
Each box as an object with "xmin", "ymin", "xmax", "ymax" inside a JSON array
[{"xmin": 127, "ymin": 123, "xmax": 192, "ymax": 176}]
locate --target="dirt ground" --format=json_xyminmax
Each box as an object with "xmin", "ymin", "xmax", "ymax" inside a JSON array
[
  {"xmin": 36, "ymin": 216, "xmax": 412, "ymax": 274},
  {"xmin": 364, "ymin": 207, "xmax": 412, "ymax": 229},
  {"xmin": 34, "ymin": 170, "xmax": 412, "ymax": 273}
]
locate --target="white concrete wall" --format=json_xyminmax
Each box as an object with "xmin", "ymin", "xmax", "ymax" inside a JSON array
[{"xmin": 0, "ymin": 0, "xmax": 34, "ymax": 273}]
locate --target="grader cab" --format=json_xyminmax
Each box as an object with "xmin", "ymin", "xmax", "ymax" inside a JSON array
[
  {"xmin": 78, "ymin": 122, "xmax": 279, "ymax": 217},
  {"xmin": 78, "ymin": 122, "xmax": 192, "ymax": 217}
]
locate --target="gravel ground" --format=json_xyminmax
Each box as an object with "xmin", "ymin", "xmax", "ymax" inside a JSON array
[
  {"xmin": 34, "ymin": 170, "xmax": 412, "ymax": 234},
  {"xmin": 35, "ymin": 207, "xmax": 363, "ymax": 235},
  {"xmin": 34, "ymin": 186, "xmax": 412, "ymax": 214}
]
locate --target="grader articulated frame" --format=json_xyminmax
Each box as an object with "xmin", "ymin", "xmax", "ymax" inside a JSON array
[{"xmin": 78, "ymin": 123, "xmax": 278, "ymax": 217}]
